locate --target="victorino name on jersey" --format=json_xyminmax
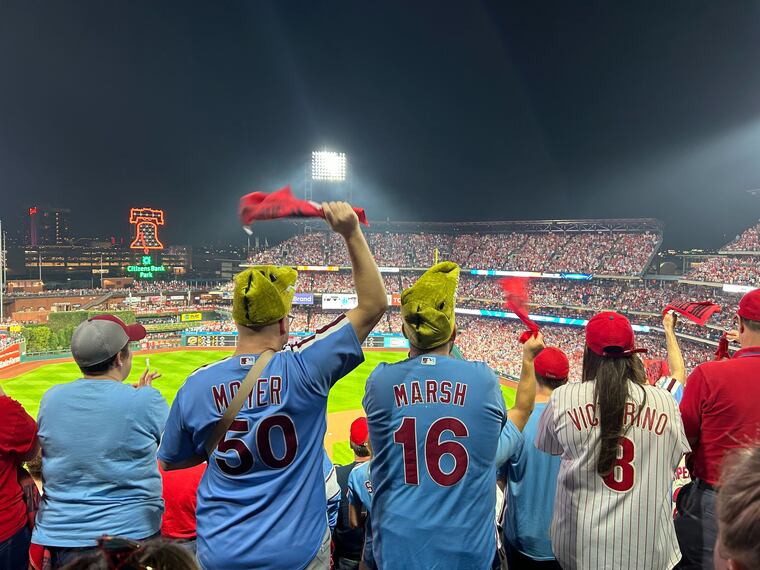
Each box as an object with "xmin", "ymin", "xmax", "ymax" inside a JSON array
[{"xmin": 567, "ymin": 401, "xmax": 671, "ymax": 436}]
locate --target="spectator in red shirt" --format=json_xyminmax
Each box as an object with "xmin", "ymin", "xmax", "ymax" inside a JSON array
[
  {"xmin": 675, "ymin": 288, "xmax": 760, "ymax": 569},
  {"xmin": 0, "ymin": 386, "xmax": 39, "ymax": 570},
  {"xmin": 158, "ymin": 462, "xmax": 206, "ymax": 553}
]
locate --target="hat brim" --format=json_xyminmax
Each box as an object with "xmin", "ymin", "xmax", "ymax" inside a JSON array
[{"xmin": 125, "ymin": 323, "xmax": 147, "ymax": 342}]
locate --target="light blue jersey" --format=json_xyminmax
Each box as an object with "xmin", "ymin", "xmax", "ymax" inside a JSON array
[
  {"xmin": 324, "ymin": 451, "xmax": 341, "ymax": 531},
  {"xmin": 347, "ymin": 461, "xmax": 372, "ymax": 514},
  {"xmin": 656, "ymin": 377, "xmax": 684, "ymax": 404},
  {"xmin": 33, "ymin": 380, "xmax": 167, "ymax": 547},
  {"xmin": 347, "ymin": 461, "xmax": 374, "ymax": 568},
  {"xmin": 363, "ymin": 354, "xmax": 520, "ymax": 570},
  {"xmin": 501, "ymin": 402, "xmax": 558, "ymax": 561},
  {"xmin": 159, "ymin": 315, "xmax": 363, "ymax": 570}
]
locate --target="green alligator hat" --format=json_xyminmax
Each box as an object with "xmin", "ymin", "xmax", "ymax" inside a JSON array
[
  {"xmin": 232, "ymin": 266, "xmax": 298, "ymax": 328},
  {"xmin": 401, "ymin": 261, "xmax": 460, "ymax": 349}
]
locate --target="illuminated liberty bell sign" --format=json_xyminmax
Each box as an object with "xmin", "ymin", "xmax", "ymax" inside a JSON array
[
  {"xmin": 130, "ymin": 208, "xmax": 165, "ymax": 254},
  {"xmin": 128, "ymin": 207, "xmax": 167, "ymax": 279}
]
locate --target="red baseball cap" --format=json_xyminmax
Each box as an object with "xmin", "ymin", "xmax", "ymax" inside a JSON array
[
  {"xmin": 350, "ymin": 417, "xmax": 369, "ymax": 446},
  {"xmin": 738, "ymin": 288, "xmax": 760, "ymax": 321},
  {"xmin": 586, "ymin": 311, "xmax": 647, "ymax": 358},
  {"xmin": 534, "ymin": 347, "xmax": 570, "ymax": 381},
  {"xmin": 90, "ymin": 314, "xmax": 147, "ymax": 342}
]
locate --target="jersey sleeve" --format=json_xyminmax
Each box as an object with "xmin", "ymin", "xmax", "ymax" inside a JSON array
[
  {"xmin": 679, "ymin": 366, "xmax": 707, "ymax": 449},
  {"xmin": 324, "ymin": 453, "xmax": 341, "ymax": 531},
  {"xmin": 656, "ymin": 376, "xmax": 685, "ymax": 404},
  {"xmin": 0, "ymin": 397, "xmax": 37, "ymax": 455},
  {"xmin": 158, "ymin": 387, "xmax": 198, "ymax": 464},
  {"xmin": 289, "ymin": 314, "xmax": 365, "ymax": 397},
  {"xmin": 535, "ymin": 399, "xmax": 563, "ymax": 456},
  {"xmin": 495, "ymin": 419, "xmax": 523, "ymax": 468},
  {"xmin": 346, "ymin": 469, "xmax": 360, "ymax": 506}
]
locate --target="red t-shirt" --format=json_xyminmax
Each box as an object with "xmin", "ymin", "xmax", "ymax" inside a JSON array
[
  {"xmin": 158, "ymin": 462, "xmax": 205, "ymax": 539},
  {"xmin": 680, "ymin": 346, "xmax": 760, "ymax": 486},
  {"xmin": 0, "ymin": 396, "xmax": 38, "ymax": 542}
]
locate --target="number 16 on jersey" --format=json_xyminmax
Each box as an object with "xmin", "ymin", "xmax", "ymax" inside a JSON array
[{"xmin": 393, "ymin": 417, "xmax": 470, "ymax": 487}]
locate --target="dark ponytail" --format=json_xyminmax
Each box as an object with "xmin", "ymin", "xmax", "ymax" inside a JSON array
[{"xmin": 582, "ymin": 347, "xmax": 647, "ymax": 477}]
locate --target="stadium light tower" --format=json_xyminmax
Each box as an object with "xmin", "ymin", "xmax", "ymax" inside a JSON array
[
  {"xmin": 311, "ymin": 151, "xmax": 347, "ymax": 182},
  {"xmin": 306, "ymin": 150, "xmax": 351, "ymax": 202}
]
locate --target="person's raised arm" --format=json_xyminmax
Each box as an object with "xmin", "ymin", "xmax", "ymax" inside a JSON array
[
  {"xmin": 507, "ymin": 333, "xmax": 544, "ymax": 431},
  {"xmin": 663, "ymin": 312, "xmax": 686, "ymax": 385},
  {"xmin": 323, "ymin": 202, "xmax": 388, "ymax": 342}
]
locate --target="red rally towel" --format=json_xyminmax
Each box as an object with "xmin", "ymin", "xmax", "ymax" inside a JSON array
[
  {"xmin": 662, "ymin": 301, "xmax": 721, "ymax": 326},
  {"xmin": 239, "ymin": 186, "xmax": 368, "ymax": 228},
  {"xmin": 498, "ymin": 277, "xmax": 539, "ymax": 343},
  {"xmin": 715, "ymin": 332, "xmax": 731, "ymax": 360}
]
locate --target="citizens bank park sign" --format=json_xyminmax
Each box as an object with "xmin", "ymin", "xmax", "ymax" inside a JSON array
[{"xmin": 0, "ymin": 343, "xmax": 22, "ymax": 370}]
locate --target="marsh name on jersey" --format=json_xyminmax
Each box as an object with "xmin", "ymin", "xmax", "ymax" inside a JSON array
[{"xmin": 392, "ymin": 380, "xmax": 468, "ymax": 408}]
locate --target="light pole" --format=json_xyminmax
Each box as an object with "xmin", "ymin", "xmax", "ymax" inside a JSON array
[{"xmin": 308, "ymin": 150, "xmax": 350, "ymax": 202}]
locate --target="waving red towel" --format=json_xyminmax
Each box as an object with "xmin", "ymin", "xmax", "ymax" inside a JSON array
[
  {"xmin": 239, "ymin": 186, "xmax": 368, "ymax": 227},
  {"xmin": 662, "ymin": 301, "xmax": 721, "ymax": 326},
  {"xmin": 499, "ymin": 277, "xmax": 539, "ymax": 343}
]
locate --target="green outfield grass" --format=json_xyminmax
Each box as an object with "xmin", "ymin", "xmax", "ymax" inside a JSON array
[{"xmin": 1, "ymin": 349, "xmax": 517, "ymax": 424}]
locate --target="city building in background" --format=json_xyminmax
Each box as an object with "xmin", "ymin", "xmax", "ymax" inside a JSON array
[{"xmin": 27, "ymin": 206, "xmax": 72, "ymax": 246}]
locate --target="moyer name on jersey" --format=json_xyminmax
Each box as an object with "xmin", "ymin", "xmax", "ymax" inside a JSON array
[
  {"xmin": 393, "ymin": 379, "xmax": 467, "ymax": 408},
  {"xmin": 211, "ymin": 377, "xmax": 283, "ymax": 414},
  {"xmin": 567, "ymin": 401, "xmax": 671, "ymax": 436}
]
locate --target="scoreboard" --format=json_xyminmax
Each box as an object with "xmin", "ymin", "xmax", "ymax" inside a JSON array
[
  {"xmin": 182, "ymin": 333, "xmax": 238, "ymax": 347},
  {"xmin": 181, "ymin": 331, "xmax": 408, "ymax": 349}
]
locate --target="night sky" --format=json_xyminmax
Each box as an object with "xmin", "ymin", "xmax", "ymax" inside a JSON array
[{"xmin": 1, "ymin": 1, "xmax": 759, "ymax": 249}]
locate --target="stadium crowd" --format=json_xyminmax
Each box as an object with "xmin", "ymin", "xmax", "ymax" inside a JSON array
[
  {"xmin": 248, "ymin": 229, "xmax": 661, "ymax": 276},
  {"xmin": 684, "ymin": 255, "xmax": 760, "ymax": 286},
  {"xmin": 720, "ymin": 220, "xmax": 760, "ymax": 252}
]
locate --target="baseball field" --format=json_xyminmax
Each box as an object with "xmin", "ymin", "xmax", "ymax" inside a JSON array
[{"xmin": 0, "ymin": 349, "xmax": 517, "ymax": 465}]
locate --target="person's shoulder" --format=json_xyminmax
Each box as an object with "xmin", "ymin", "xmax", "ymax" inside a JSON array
[
  {"xmin": 445, "ymin": 357, "xmax": 497, "ymax": 379},
  {"xmin": 131, "ymin": 385, "xmax": 166, "ymax": 405},
  {"xmin": 549, "ymin": 380, "xmax": 586, "ymax": 406},
  {"xmin": 189, "ymin": 355, "xmax": 237, "ymax": 378},
  {"xmin": 366, "ymin": 359, "xmax": 404, "ymax": 381},
  {"xmin": 40, "ymin": 380, "xmax": 78, "ymax": 405}
]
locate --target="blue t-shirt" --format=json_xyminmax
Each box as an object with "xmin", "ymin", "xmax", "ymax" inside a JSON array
[
  {"xmin": 33, "ymin": 380, "xmax": 168, "ymax": 547},
  {"xmin": 159, "ymin": 315, "xmax": 363, "ymax": 570},
  {"xmin": 363, "ymin": 355, "xmax": 520, "ymax": 570},
  {"xmin": 501, "ymin": 402, "xmax": 559, "ymax": 561},
  {"xmin": 347, "ymin": 461, "xmax": 374, "ymax": 568}
]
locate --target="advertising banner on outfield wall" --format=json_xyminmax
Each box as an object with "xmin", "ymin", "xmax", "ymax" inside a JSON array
[
  {"xmin": 0, "ymin": 343, "xmax": 22, "ymax": 369},
  {"xmin": 386, "ymin": 293, "xmax": 402, "ymax": 306},
  {"xmin": 293, "ymin": 293, "xmax": 314, "ymax": 305},
  {"xmin": 322, "ymin": 293, "xmax": 358, "ymax": 310}
]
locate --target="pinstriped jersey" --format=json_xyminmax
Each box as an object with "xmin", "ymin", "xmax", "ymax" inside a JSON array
[{"xmin": 536, "ymin": 380, "xmax": 690, "ymax": 570}]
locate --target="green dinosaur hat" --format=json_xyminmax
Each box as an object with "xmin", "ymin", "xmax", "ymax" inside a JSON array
[
  {"xmin": 232, "ymin": 266, "xmax": 298, "ymax": 328},
  {"xmin": 401, "ymin": 261, "xmax": 460, "ymax": 349}
]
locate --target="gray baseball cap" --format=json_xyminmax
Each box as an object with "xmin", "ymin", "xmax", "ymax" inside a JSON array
[{"xmin": 71, "ymin": 315, "xmax": 147, "ymax": 367}]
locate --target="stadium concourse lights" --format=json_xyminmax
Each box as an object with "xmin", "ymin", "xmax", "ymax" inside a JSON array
[{"xmin": 311, "ymin": 150, "xmax": 347, "ymax": 181}]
